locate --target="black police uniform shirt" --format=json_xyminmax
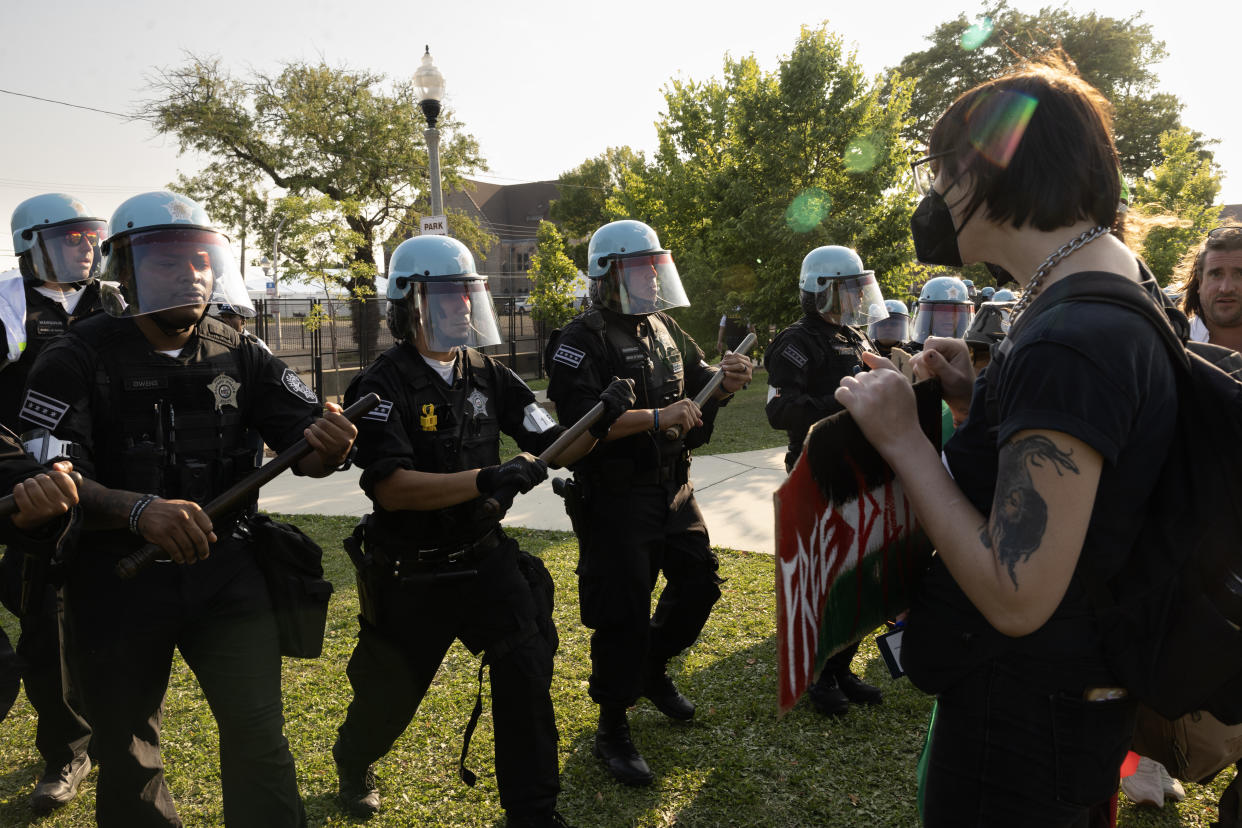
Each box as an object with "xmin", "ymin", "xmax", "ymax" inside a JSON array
[
  {"xmin": 764, "ymin": 313, "xmax": 875, "ymax": 459},
  {"xmin": 346, "ymin": 342, "xmax": 561, "ymax": 550},
  {"xmin": 547, "ymin": 308, "xmax": 719, "ymax": 474},
  {"xmin": 0, "ymin": 281, "xmax": 103, "ymax": 432},
  {"xmin": 904, "ymin": 282, "xmax": 1178, "ymax": 691},
  {"xmin": 17, "ymin": 314, "xmax": 321, "ymax": 548}
]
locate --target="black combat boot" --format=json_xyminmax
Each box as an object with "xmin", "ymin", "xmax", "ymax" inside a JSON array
[
  {"xmin": 29, "ymin": 753, "xmax": 91, "ymax": 814},
  {"xmin": 806, "ymin": 672, "xmax": 850, "ymax": 716},
  {"xmin": 837, "ymin": 670, "xmax": 883, "ymax": 705},
  {"xmin": 642, "ymin": 661, "xmax": 695, "ymax": 721},
  {"xmin": 593, "ymin": 705, "xmax": 654, "ymax": 787},
  {"xmin": 333, "ymin": 741, "xmax": 380, "ymax": 818}
]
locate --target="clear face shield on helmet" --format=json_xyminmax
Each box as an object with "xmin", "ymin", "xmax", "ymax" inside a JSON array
[
  {"xmin": 912, "ymin": 302, "xmax": 974, "ymax": 342},
  {"xmin": 411, "ymin": 279, "xmax": 502, "ymax": 352},
  {"xmin": 869, "ymin": 313, "xmax": 909, "ymax": 345},
  {"xmin": 100, "ymin": 228, "xmax": 252, "ymax": 318},
  {"xmin": 27, "ymin": 219, "xmax": 106, "ymax": 284},
  {"xmin": 812, "ymin": 272, "xmax": 888, "ymax": 327},
  {"xmin": 607, "ymin": 251, "xmax": 690, "ymax": 315}
]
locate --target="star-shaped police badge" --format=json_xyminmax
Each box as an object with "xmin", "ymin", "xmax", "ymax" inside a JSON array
[
  {"xmin": 466, "ymin": 388, "xmax": 488, "ymax": 419},
  {"xmin": 166, "ymin": 198, "xmax": 196, "ymax": 223},
  {"xmin": 207, "ymin": 374, "xmax": 241, "ymax": 413}
]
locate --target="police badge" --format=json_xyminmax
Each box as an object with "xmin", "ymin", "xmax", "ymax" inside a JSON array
[
  {"xmin": 207, "ymin": 374, "xmax": 241, "ymax": 413},
  {"xmin": 466, "ymin": 389, "xmax": 488, "ymax": 419}
]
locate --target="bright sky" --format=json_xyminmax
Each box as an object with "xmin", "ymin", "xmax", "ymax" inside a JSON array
[{"xmin": 2, "ymin": 0, "xmax": 1238, "ymax": 272}]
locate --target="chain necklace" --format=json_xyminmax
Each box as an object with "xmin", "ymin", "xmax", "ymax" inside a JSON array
[{"xmin": 1010, "ymin": 225, "xmax": 1111, "ymax": 320}]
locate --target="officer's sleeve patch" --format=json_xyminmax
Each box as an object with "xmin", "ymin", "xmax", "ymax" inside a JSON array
[
  {"xmin": 522, "ymin": 402, "xmax": 557, "ymax": 434},
  {"xmin": 280, "ymin": 368, "xmax": 318, "ymax": 404},
  {"xmin": 19, "ymin": 389, "xmax": 70, "ymax": 430},
  {"xmin": 781, "ymin": 344, "xmax": 809, "ymax": 369},
  {"xmin": 362, "ymin": 400, "xmax": 393, "ymax": 422},
  {"xmin": 552, "ymin": 344, "xmax": 585, "ymax": 369}
]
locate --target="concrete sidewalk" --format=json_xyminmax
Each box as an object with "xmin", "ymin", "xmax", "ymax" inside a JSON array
[{"xmin": 258, "ymin": 446, "xmax": 787, "ymax": 554}]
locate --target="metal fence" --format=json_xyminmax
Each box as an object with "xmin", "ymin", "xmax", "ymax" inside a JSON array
[{"xmin": 250, "ymin": 297, "xmax": 548, "ymax": 401}]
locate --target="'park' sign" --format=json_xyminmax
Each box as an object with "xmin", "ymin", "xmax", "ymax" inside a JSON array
[{"xmin": 421, "ymin": 215, "xmax": 448, "ymax": 235}]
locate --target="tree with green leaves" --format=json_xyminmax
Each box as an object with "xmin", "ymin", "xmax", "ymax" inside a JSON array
[
  {"xmin": 1131, "ymin": 126, "xmax": 1223, "ymax": 283},
  {"xmin": 527, "ymin": 221, "xmax": 582, "ymax": 331},
  {"xmin": 892, "ymin": 2, "xmax": 1207, "ymax": 178},
  {"xmin": 612, "ymin": 25, "xmax": 916, "ymax": 343},
  {"xmin": 551, "ymin": 147, "xmax": 648, "ymax": 269},
  {"xmin": 141, "ymin": 56, "xmax": 494, "ymax": 350}
]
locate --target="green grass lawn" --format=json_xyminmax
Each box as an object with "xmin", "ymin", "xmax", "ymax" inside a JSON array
[{"xmin": 0, "ymin": 518, "xmax": 1232, "ymax": 826}]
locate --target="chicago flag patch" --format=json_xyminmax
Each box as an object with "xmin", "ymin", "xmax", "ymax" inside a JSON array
[
  {"xmin": 20, "ymin": 390, "xmax": 70, "ymax": 430},
  {"xmin": 552, "ymin": 344, "xmax": 585, "ymax": 369}
]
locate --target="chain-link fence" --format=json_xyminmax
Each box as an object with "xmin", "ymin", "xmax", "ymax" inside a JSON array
[{"xmin": 251, "ymin": 297, "xmax": 548, "ymax": 401}]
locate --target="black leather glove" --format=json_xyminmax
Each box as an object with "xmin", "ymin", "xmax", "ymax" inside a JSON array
[
  {"xmin": 476, "ymin": 453, "xmax": 548, "ymax": 495},
  {"xmin": 590, "ymin": 376, "xmax": 637, "ymax": 438}
]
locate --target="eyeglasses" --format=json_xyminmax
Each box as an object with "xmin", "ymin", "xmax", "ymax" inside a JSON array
[
  {"xmin": 911, "ymin": 150, "xmax": 954, "ymax": 196},
  {"xmin": 61, "ymin": 229, "xmax": 102, "ymax": 248}
]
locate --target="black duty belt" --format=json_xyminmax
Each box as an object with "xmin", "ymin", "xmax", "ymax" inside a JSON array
[{"xmin": 410, "ymin": 527, "xmax": 502, "ymax": 567}]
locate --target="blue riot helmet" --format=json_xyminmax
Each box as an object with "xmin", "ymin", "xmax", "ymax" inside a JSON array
[
  {"xmin": 214, "ymin": 302, "xmax": 254, "ymax": 319},
  {"xmin": 981, "ymin": 286, "xmax": 995, "ymax": 300},
  {"xmin": 991, "ymin": 288, "xmax": 1017, "ymax": 303},
  {"xmin": 385, "ymin": 235, "xmax": 501, "ymax": 351},
  {"xmin": 798, "ymin": 245, "xmax": 888, "ymax": 327},
  {"xmin": 11, "ymin": 193, "xmax": 106, "ymax": 284},
  {"xmin": 586, "ymin": 220, "xmax": 689, "ymax": 315},
  {"xmin": 99, "ymin": 191, "xmax": 252, "ymax": 319},
  {"xmin": 911, "ymin": 276, "xmax": 973, "ymax": 343},
  {"xmin": 868, "ymin": 298, "xmax": 909, "ymax": 345},
  {"xmin": 961, "ymin": 278, "xmax": 976, "ymax": 298}
]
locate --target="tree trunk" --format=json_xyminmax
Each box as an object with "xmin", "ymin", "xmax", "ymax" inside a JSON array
[{"xmin": 346, "ymin": 217, "xmax": 380, "ymax": 362}]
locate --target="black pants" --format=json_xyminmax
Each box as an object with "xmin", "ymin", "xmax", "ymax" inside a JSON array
[
  {"xmin": 65, "ymin": 545, "xmax": 305, "ymax": 828},
  {"xmin": 17, "ymin": 583, "xmax": 91, "ymax": 769},
  {"xmin": 335, "ymin": 534, "xmax": 559, "ymax": 819},
  {"xmin": 921, "ymin": 652, "xmax": 1135, "ymax": 828},
  {"xmin": 576, "ymin": 480, "xmax": 722, "ymax": 707}
]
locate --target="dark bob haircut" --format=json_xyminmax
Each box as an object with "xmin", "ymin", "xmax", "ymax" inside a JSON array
[{"xmin": 928, "ymin": 56, "xmax": 1121, "ymax": 235}]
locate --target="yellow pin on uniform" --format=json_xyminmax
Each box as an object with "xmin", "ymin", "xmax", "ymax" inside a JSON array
[{"xmin": 420, "ymin": 403, "xmax": 438, "ymax": 431}]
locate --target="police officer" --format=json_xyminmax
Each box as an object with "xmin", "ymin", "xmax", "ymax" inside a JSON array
[
  {"xmin": 19, "ymin": 190, "xmax": 358, "ymax": 828},
  {"xmin": 0, "ymin": 193, "xmax": 102, "ymax": 812},
  {"xmin": 910, "ymin": 276, "xmax": 974, "ymax": 347},
  {"xmin": 764, "ymin": 245, "xmax": 888, "ymax": 716},
  {"xmin": 546, "ymin": 219, "xmax": 752, "ymax": 787},
  {"xmin": 0, "ymin": 436, "xmax": 81, "ymax": 727},
  {"xmin": 213, "ymin": 302, "xmax": 270, "ymax": 353},
  {"xmin": 868, "ymin": 298, "xmax": 913, "ymax": 360},
  {"xmin": 331, "ymin": 235, "xmax": 633, "ymax": 827}
]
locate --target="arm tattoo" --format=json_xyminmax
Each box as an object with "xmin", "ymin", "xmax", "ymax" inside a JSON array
[
  {"xmin": 78, "ymin": 480, "xmax": 147, "ymax": 531},
  {"xmin": 981, "ymin": 435, "xmax": 1080, "ymax": 589}
]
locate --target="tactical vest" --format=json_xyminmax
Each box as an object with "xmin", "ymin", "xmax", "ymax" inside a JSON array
[
  {"xmin": 83, "ymin": 320, "xmax": 261, "ymax": 518},
  {"xmin": 0, "ymin": 281, "xmax": 102, "ymax": 432},
  {"xmin": 582, "ymin": 308, "xmax": 688, "ymax": 474},
  {"xmin": 364, "ymin": 345, "xmax": 504, "ymax": 550},
  {"xmin": 778, "ymin": 316, "xmax": 875, "ymax": 457}
]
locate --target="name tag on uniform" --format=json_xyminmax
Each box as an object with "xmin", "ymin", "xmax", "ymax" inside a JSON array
[
  {"xmin": 124, "ymin": 376, "xmax": 168, "ymax": 391},
  {"xmin": 35, "ymin": 320, "xmax": 66, "ymax": 337}
]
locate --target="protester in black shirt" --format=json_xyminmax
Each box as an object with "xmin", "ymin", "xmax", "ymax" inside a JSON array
[{"xmin": 835, "ymin": 60, "xmax": 1176, "ymax": 826}]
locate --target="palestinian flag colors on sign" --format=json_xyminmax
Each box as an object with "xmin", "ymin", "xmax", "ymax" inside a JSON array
[{"xmin": 775, "ymin": 379, "xmax": 945, "ymax": 715}]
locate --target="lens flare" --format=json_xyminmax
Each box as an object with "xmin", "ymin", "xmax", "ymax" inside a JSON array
[
  {"xmin": 960, "ymin": 17, "xmax": 994, "ymax": 51},
  {"xmin": 784, "ymin": 188, "xmax": 832, "ymax": 233},
  {"xmin": 844, "ymin": 138, "xmax": 878, "ymax": 173},
  {"xmin": 968, "ymin": 90, "xmax": 1038, "ymax": 168}
]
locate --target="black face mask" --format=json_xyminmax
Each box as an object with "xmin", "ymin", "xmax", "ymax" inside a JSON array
[
  {"xmin": 984, "ymin": 261, "xmax": 1017, "ymax": 286},
  {"xmin": 910, "ymin": 190, "xmax": 963, "ymax": 267}
]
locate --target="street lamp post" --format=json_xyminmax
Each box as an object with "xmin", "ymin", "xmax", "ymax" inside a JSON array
[
  {"xmin": 415, "ymin": 46, "xmax": 447, "ymax": 220},
  {"xmin": 260, "ymin": 215, "xmax": 288, "ymax": 349}
]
